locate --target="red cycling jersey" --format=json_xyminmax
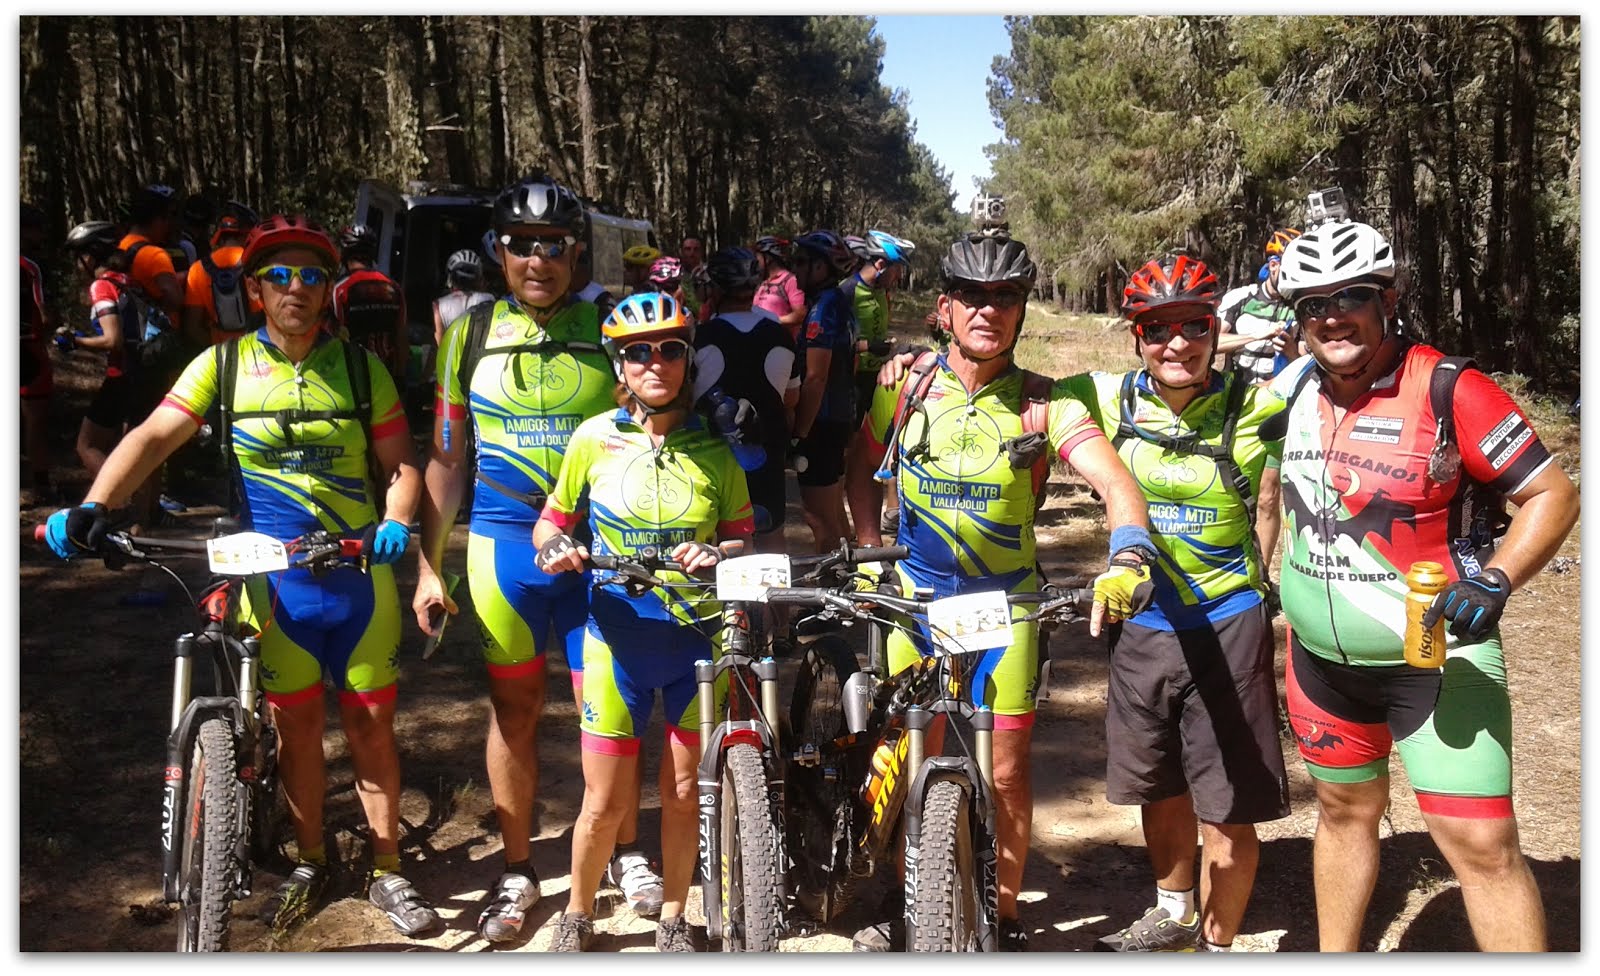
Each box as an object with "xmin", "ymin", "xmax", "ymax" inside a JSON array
[{"xmin": 1275, "ymin": 342, "xmax": 1552, "ymax": 665}]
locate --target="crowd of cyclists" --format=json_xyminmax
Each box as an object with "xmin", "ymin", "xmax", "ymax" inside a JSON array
[{"xmin": 25, "ymin": 173, "xmax": 1579, "ymax": 953}]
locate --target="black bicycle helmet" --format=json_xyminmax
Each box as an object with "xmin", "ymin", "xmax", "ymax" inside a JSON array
[
  {"xmin": 793, "ymin": 230, "xmax": 855, "ymax": 276},
  {"xmin": 940, "ymin": 233, "xmax": 1037, "ymax": 292},
  {"xmin": 64, "ymin": 220, "xmax": 122, "ymax": 261},
  {"xmin": 493, "ymin": 176, "xmax": 587, "ymax": 237},
  {"xmin": 339, "ymin": 224, "xmax": 379, "ymax": 260},
  {"xmin": 706, "ymin": 247, "xmax": 762, "ymax": 291}
]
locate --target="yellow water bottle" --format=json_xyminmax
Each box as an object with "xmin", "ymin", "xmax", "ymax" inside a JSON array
[{"xmin": 1404, "ymin": 561, "xmax": 1449, "ymax": 669}]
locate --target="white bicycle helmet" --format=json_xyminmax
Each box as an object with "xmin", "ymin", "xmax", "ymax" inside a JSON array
[{"xmin": 1275, "ymin": 220, "xmax": 1396, "ymax": 301}]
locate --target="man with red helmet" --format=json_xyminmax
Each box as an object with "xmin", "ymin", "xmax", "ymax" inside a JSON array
[
  {"xmin": 1055, "ymin": 253, "xmax": 1291, "ymax": 952},
  {"xmin": 45, "ymin": 214, "xmax": 436, "ymax": 939}
]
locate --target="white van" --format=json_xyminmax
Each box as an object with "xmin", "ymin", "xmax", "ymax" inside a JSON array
[{"xmin": 354, "ymin": 178, "xmax": 655, "ymax": 337}]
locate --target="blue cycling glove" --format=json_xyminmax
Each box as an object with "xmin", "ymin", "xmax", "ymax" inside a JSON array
[
  {"xmin": 1422, "ymin": 567, "xmax": 1512, "ymax": 641},
  {"xmin": 45, "ymin": 503, "xmax": 109, "ymax": 559},
  {"xmin": 369, "ymin": 519, "xmax": 411, "ymax": 565}
]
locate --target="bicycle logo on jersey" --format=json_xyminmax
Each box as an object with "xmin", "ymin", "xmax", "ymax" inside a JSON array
[
  {"xmin": 924, "ymin": 407, "xmax": 1003, "ymax": 479},
  {"xmin": 621, "ymin": 450, "xmax": 696, "ymax": 524},
  {"xmin": 1128, "ymin": 439, "xmax": 1219, "ymax": 501},
  {"xmin": 495, "ymin": 350, "xmax": 586, "ymax": 412}
]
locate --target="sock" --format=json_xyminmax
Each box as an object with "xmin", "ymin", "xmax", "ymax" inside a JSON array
[
  {"xmin": 372, "ymin": 852, "xmax": 401, "ymax": 877},
  {"xmin": 1200, "ymin": 938, "xmax": 1232, "ymax": 952},
  {"xmin": 1156, "ymin": 885, "xmax": 1196, "ymax": 923},
  {"xmin": 504, "ymin": 858, "xmax": 533, "ymax": 878},
  {"xmin": 298, "ymin": 844, "xmax": 328, "ymax": 867}
]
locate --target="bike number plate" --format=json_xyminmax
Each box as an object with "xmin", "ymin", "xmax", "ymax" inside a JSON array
[
  {"xmin": 715, "ymin": 554, "xmax": 791, "ymax": 602},
  {"xmin": 926, "ymin": 590, "xmax": 1013, "ymax": 655},
  {"xmin": 207, "ymin": 532, "xmax": 290, "ymax": 575}
]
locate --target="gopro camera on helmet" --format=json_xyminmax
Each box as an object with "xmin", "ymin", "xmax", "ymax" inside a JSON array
[
  {"xmin": 1305, "ymin": 186, "xmax": 1349, "ymax": 228},
  {"xmin": 971, "ymin": 194, "xmax": 1009, "ymax": 236}
]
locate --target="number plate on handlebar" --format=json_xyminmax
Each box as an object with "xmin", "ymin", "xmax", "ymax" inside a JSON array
[
  {"xmin": 715, "ymin": 554, "xmax": 792, "ymax": 602},
  {"xmin": 206, "ymin": 532, "xmax": 289, "ymax": 575},
  {"xmin": 926, "ymin": 590, "xmax": 1013, "ymax": 655}
]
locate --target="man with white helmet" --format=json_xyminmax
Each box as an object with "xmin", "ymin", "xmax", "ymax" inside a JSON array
[{"xmin": 1272, "ymin": 217, "xmax": 1577, "ymax": 952}]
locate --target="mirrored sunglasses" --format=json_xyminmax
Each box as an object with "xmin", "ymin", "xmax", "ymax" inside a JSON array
[
  {"xmin": 1136, "ymin": 315, "xmax": 1216, "ymax": 344},
  {"xmin": 254, "ymin": 264, "xmax": 330, "ymax": 288},
  {"xmin": 500, "ymin": 234, "xmax": 577, "ymax": 260}
]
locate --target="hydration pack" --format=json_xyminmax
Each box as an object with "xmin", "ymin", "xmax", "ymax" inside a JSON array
[{"xmin": 202, "ymin": 252, "xmax": 255, "ymax": 334}]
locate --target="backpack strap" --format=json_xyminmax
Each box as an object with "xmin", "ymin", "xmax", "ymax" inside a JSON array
[
  {"xmin": 216, "ymin": 339, "xmax": 242, "ymax": 514},
  {"xmin": 1429, "ymin": 355, "xmax": 1473, "ymax": 457},
  {"xmin": 872, "ymin": 350, "xmax": 941, "ymax": 483},
  {"xmin": 1019, "ymin": 368, "xmax": 1054, "ymax": 505}
]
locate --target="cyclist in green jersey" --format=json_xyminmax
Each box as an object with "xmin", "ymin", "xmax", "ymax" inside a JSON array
[
  {"xmin": 413, "ymin": 176, "xmax": 664, "ymax": 939},
  {"xmin": 1059, "ymin": 255, "xmax": 1291, "ymax": 953},
  {"xmin": 849, "ymin": 230, "xmax": 915, "ymax": 427},
  {"xmin": 47, "ymin": 215, "xmax": 436, "ymax": 937},
  {"xmin": 849, "ymin": 232, "xmax": 1156, "ymax": 951},
  {"xmin": 535, "ymin": 292, "xmax": 755, "ymax": 952}
]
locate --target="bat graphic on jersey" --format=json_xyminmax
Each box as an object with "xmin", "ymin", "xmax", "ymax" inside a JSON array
[
  {"xmin": 1299, "ymin": 726, "xmax": 1345, "ymax": 750},
  {"xmin": 1283, "ymin": 477, "xmax": 1416, "ymax": 546}
]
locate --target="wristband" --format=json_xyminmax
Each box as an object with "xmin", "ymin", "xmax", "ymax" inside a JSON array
[{"xmin": 1108, "ymin": 524, "xmax": 1158, "ymax": 564}]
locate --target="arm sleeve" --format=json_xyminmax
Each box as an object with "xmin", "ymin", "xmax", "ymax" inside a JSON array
[
  {"xmin": 1048, "ymin": 374, "xmax": 1112, "ymax": 462},
  {"xmin": 434, "ymin": 313, "xmax": 472, "ymax": 422},
  {"xmin": 365, "ymin": 349, "xmax": 409, "ymax": 442},
  {"xmin": 542, "ymin": 423, "xmax": 594, "ymax": 527},
  {"xmin": 1452, "ymin": 368, "xmax": 1553, "ymax": 495},
  {"xmin": 717, "ymin": 448, "xmax": 756, "ymax": 539},
  {"xmin": 160, "ymin": 345, "xmax": 221, "ymax": 423}
]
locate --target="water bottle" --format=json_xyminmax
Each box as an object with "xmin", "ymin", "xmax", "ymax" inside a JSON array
[{"xmin": 1404, "ymin": 561, "xmax": 1449, "ymax": 669}]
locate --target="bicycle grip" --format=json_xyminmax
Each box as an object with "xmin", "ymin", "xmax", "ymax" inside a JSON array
[{"xmin": 849, "ymin": 545, "xmax": 909, "ymax": 564}]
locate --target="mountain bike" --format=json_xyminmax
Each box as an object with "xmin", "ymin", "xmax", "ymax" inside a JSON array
[
  {"xmin": 590, "ymin": 541, "xmax": 903, "ymax": 951},
  {"xmin": 36, "ymin": 521, "xmax": 374, "ymax": 951},
  {"xmin": 772, "ymin": 581, "xmax": 1093, "ymax": 950}
]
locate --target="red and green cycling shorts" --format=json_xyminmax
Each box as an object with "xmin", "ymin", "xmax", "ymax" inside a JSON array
[
  {"xmin": 1285, "ymin": 629, "xmax": 1514, "ymax": 818},
  {"xmin": 247, "ymin": 562, "xmax": 401, "ymax": 708}
]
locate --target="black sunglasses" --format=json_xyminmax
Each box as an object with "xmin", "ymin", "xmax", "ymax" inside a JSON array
[
  {"xmin": 1136, "ymin": 315, "xmax": 1215, "ymax": 344},
  {"xmin": 1294, "ymin": 285, "xmax": 1381, "ymax": 321},
  {"xmin": 951, "ymin": 286, "xmax": 1026, "ymax": 309},
  {"xmin": 620, "ymin": 339, "xmax": 691, "ymax": 365}
]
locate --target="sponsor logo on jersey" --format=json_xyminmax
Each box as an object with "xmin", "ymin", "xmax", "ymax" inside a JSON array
[
  {"xmin": 501, "ymin": 412, "xmax": 581, "ymax": 448},
  {"xmin": 1477, "ymin": 411, "xmax": 1533, "ymax": 470},
  {"xmin": 494, "ymin": 322, "xmax": 515, "ymax": 339},
  {"xmin": 1148, "ymin": 502, "xmax": 1220, "ymax": 534},
  {"xmin": 1350, "ymin": 414, "xmax": 1403, "ymax": 445},
  {"xmin": 916, "ymin": 477, "xmax": 1001, "ymax": 511}
]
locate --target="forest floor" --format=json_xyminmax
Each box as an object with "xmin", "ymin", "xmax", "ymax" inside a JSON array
[{"xmin": 17, "ymin": 303, "xmax": 1581, "ymax": 952}]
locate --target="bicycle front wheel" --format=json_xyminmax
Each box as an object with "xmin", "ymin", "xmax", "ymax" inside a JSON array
[
  {"xmin": 176, "ymin": 718, "xmax": 241, "ymax": 952},
  {"xmin": 909, "ymin": 778, "xmax": 980, "ymax": 952},
  {"xmin": 785, "ymin": 636, "xmax": 863, "ymax": 924},
  {"xmin": 719, "ymin": 743, "xmax": 784, "ymax": 951}
]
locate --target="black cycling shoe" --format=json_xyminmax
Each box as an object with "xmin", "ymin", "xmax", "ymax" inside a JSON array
[
  {"xmin": 999, "ymin": 916, "xmax": 1030, "ymax": 951},
  {"xmin": 260, "ymin": 862, "xmax": 329, "ymax": 931}
]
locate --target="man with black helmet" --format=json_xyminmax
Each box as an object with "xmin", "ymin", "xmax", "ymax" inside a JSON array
[
  {"xmin": 331, "ymin": 225, "xmax": 408, "ymax": 382},
  {"xmin": 693, "ymin": 246, "xmax": 798, "ymax": 552},
  {"xmin": 413, "ymin": 175, "xmax": 666, "ymax": 941},
  {"xmin": 789, "ymin": 229, "xmax": 860, "ymax": 552},
  {"xmin": 848, "ymin": 231, "xmax": 1155, "ymax": 951}
]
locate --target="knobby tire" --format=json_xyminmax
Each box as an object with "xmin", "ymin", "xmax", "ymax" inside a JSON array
[
  {"xmin": 910, "ymin": 778, "xmax": 979, "ymax": 952},
  {"xmin": 176, "ymin": 718, "xmax": 241, "ymax": 952},
  {"xmin": 720, "ymin": 743, "xmax": 784, "ymax": 951}
]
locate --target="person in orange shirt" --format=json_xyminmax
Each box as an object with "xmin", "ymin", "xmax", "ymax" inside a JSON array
[
  {"xmin": 116, "ymin": 184, "xmax": 185, "ymax": 324},
  {"xmin": 182, "ymin": 212, "xmax": 263, "ymax": 346}
]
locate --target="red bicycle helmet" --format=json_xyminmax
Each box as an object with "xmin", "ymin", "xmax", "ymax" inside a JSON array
[
  {"xmin": 1120, "ymin": 254, "xmax": 1221, "ymax": 318},
  {"xmin": 242, "ymin": 215, "xmax": 338, "ymax": 271}
]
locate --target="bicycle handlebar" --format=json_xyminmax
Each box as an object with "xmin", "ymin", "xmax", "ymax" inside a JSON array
[
  {"xmin": 36, "ymin": 525, "xmax": 369, "ymax": 575},
  {"xmin": 764, "ymin": 584, "xmax": 1096, "ymax": 625}
]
